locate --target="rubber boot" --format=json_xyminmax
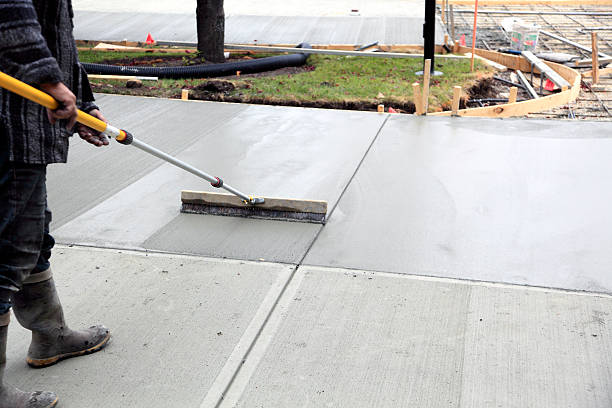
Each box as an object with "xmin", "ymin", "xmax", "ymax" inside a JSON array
[
  {"xmin": 0, "ymin": 314, "xmax": 58, "ymax": 407},
  {"xmin": 12, "ymin": 276, "xmax": 110, "ymax": 368}
]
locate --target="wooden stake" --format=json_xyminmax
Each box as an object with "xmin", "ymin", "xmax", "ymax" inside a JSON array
[
  {"xmin": 441, "ymin": 0, "xmax": 446, "ymax": 23},
  {"xmin": 181, "ymin": 89, "xmax": 189, "ymax": 100},
  {"xmin": 377, "ymin": 104, "xmax": 385, "ymax": 113},
  {"xmin": 451, "ymin": 86, "xmax": 461, "ymax": 115},
  {"xmin": 470, "ymin": 0, "xmax": 479, "ymax": 71},
  {"xmin": 444, "ymin": 34, "xmax": 449, "ymax": 47},
  {"xmin": 422, "ymin": 59, "xmax": 432, "ymax": 113},
  {"xmin": 592, "ymin": 32, "xmax": 599, "ymax": 84},
  {"xmin": 412, "ymin": 82, "xmax": 424, "ymax": 115},
  {"xmin": 508, "ymin": 86, "xmax": 518, "ymax": 104}
]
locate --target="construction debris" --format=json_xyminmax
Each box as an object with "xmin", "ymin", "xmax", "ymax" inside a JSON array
[{"xmin": 448, "ymin": 3, "xmax": 612, "ymax": 120}]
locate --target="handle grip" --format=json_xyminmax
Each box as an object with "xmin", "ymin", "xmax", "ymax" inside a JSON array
[{"xmin": 0, "ymin": 71, "xmax": 107, "ymax": 133}]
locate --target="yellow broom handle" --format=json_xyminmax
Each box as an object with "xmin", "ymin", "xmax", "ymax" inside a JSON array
[{"xmin": 0, "ymin": 71, "xmax": 107, "ymax": 133}]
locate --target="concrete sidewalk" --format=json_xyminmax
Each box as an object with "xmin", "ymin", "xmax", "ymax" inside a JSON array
[
  {"xmin": 10, "ymin": 96, "xmax": 611, "ymax": 407},
  {"xmin": 73, "ymin": 0, "xmax": 443, "ymax": 45},
  {"xmin": 6, "ymin": 246, "xmax": 612, "ymax": 407},
  {"xmin": 73, "ymin": 0, "xmax": 426, "ymax": 17},
  {"xmin": 73, "ymin": 11, "xmax": 445, "ymax": 45}
]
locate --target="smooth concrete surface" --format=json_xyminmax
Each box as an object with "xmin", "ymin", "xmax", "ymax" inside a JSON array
[
  {"xmin": 73, "ymin": 0, "xmax": 426, "ymax": 17},
  {"xmin": 51, "ymin": 95, "xmax": 387, "ymax": 263},
  {"xmin": 304, "ymin": 115, "xmax": 612, "ymax": 293},
  {"xmin": 225, "ymin": 266, "xmax": 612, "ymax": 408},
  {"xmin": 50, "ymin": 97, "xmax": 612, "ymax": 292},
  {"xmin": 48, "ymin": 95, "xmax": 247, "ymax": 228},
  {"xmin": 73, "ymin": 12, "xmax": 446, "ymax": 45},
  {"xmin": 5, "ymin": 246, "xmax": 294, "ymax": 408}
]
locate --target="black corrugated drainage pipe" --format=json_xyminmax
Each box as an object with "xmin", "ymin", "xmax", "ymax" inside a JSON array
[{"xmin": 82, "ymin": 43, "xmax": 312, "ymax": 79}]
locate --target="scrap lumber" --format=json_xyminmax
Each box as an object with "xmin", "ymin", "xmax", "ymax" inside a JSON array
[
  {"xmin": 582, "ymin": 66, "xmax": 612, "ymax": 78},
  {"xmin": 509, "ymin": 87, "xmax": 518, "ymax": 104},
  {"xmin": 516, "ymin": 70, "xmax": 539, "ymax": 99},
  {"xmin": 94, "ymin": 42, "xmax": 140, "ymax": 50},
  {"xmin": 539, "ymin": 30, "xmax": 611, "ymax": 59},
  {"xmin": 592, "ymin": 33, "xmax": 600, "ymax": 84},
  {"xmin": 572, "ymin": 56, "xmax": 612, "ymax": 68},
  {"xmin": 87, "ymin": 74, "xmax": 158, "ymax": 81},
  {"xmin": 431, "ymin": 48, "xmax": 581, "ymax": 118},
  {"xmin": 521, "ymin": 51, "xmax": 570, "ymax": 89},
  {"xmin": 222, "ymin": 44, "xmax": 468, "ymax": 59}
]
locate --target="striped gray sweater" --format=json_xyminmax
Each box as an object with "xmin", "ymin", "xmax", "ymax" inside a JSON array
[{"xmin": 0, "ymin": 0, "xmax": 96, "ymax": 164}]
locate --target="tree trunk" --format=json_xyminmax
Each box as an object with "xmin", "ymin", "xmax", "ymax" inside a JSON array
[{"xmin": 196, "ymin": 0, "xmax": 225, "ymax": 63}]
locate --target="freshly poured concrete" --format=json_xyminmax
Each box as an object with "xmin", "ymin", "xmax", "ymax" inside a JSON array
[
  {"xmin": 48, "ymin": 95, "xmax": 247, "ymax": 228},
  {"xmin": 73, "ymin": 12, "xmax": 445, "ymax": 45},
  {"xmin": 51, "ymin": 95, "xmax": 386, "ymax": 263},
  {"xmin": 5, "ymin": 246, "xmax": 294, "ymax": 407},
  {"xmin": 304, "ymin": 115, "xmax": 612, "ymax": 292},
  {"xmin": 224, "ymin": 266, "xmax": 612, "ymax": 407},
  {"xmin": 51, "ymin": 97, "xmax": 612, "ymax": 291}
]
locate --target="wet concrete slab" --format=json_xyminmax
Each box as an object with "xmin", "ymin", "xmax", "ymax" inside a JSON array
[
  {"xmin": 73, "ymin": 11, "xmax": 445, "ymax": 45},
  {"xmin": 47, "ymin": 95, "xmax": 247, "ymax": 228},
  {"xmin": 5, "ymin": 246, "xmax": 294, "ymax": 408},
  {"xmin": 220, "ymin": 266, "xmax": 612, "ymax": 408},
  {"xmin": 304, "ymin": 116, "xmax": 612, "ymax": 293},
  {"xmin": 51, "ymin": 96, "xmax": 386, "ymax": 263}
]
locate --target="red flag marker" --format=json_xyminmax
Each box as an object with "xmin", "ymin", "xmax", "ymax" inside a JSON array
[
  {"xmin": 460, "ymin": 34, "xmax": 466, "ymax": 47},
  {"xmin": 146, "ymin": 33, "xmax": 155, "ymax": 45},
  {"xmin": 544, "ymin": 79, "xmax": 555, "ymax": 92}
]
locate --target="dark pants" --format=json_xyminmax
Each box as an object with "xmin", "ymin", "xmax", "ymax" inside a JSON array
[{"xmin": 0, "ymin": 133, "xmax": 53, "ymax": 314}]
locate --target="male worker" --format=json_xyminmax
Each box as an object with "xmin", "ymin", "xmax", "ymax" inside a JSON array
[{"xmin": 0, "ymin": 0, "xmax": 111, "ymax": 406}]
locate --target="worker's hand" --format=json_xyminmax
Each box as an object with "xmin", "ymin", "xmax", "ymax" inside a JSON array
[
  {"xmin": 76, "ymin": 109, "xmax": 109, "ymax": 147},
  {"xmin": 40, "ymin": 82, "xmax": 78, "ymax": 130}
]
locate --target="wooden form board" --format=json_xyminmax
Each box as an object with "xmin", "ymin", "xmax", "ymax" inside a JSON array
[
  {"xmin": 431, "ymin": 47, "xmax": 581, "ymax": 118},
  {"xmin": 76, "ymin": 41, "xmax": 450, "ymax": 54},
  {"xmin": 87, "ymin": 74, "xmax": 158, "ymax": 81},
  {"xmin": 582, "ymin": 66, "xmax": 612, "ymax": 77}
]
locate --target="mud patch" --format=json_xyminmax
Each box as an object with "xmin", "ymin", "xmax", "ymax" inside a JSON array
[{"xmin": 195, "ymin": 80, "xmax": 235, "ymax": 94}]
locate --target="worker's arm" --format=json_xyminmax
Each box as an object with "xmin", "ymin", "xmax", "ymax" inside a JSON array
[{"xmin": 0, "ymin": 0, "xmax": 77, "ymax": 127}]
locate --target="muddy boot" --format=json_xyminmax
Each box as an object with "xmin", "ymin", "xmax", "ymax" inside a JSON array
[
  {"xmin": 12, "ymin": 273, "xmax": 110, "ymax": 368},
  {"xmin": 0, "ymin": 313, "xmax": 58, "ymax": 407}
]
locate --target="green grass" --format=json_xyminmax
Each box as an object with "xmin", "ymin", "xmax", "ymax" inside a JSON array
[
  {"xmin": 233, "ymin": 55, "xmax": 489, "ymax": 109},
  {"xmin": 83, "ymin": 50, "xmax": 492, "ymax": 112}
]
